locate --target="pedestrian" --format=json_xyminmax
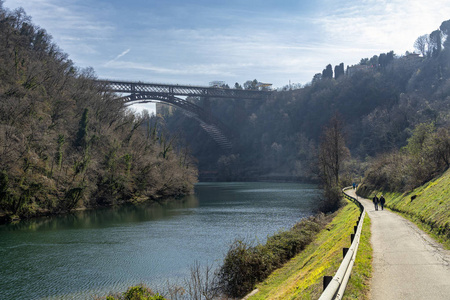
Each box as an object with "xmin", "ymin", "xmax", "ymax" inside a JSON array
[
  {"xmin": 352, "ymin": 182, "xmax": 356, "ymax": 189},
  {"xmin": 373, "ymin": 195, "xmax": 379, "ymax": 211},
  {"xmin": 380, "ymin": 195, "xmax": 385, "ymax": 210}
]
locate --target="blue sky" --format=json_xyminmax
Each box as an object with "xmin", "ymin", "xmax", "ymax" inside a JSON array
[{"xmin": 4, "ymin": 0, "xmax": 450, "ymax": 89}]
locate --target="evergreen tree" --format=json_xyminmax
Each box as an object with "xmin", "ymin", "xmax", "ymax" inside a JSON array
[
  {"xmin": 430, "ymin": 30, "xmax": 442, "ymax": 57},
  {"xmin": 76, "ymin": 108, "xmax": 89, "ymax": 149},
  {"xmin": 322, "ymin": 64, "xmax": 333, "ymax": 79},
  {"xmin": 334, "ymin": 63, "xmax": 345, "ymax": 79},
  {"xmin": 440, "ymin": 20, "xmax": 450, "ymax": 48}
]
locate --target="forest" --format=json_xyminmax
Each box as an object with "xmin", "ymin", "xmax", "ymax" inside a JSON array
[
  {"xmin": 0, "ymin": 5, "xmax": 197, "ymax": 222},
  {"xmin": 164, "ymin": 19, "xmax": 450, "ymax": 189},
  {"xmin": 1, "ymin": 1, "xmax": 450, "ymax": 223}
]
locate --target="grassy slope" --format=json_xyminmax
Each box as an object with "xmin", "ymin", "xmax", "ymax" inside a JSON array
[
  {"xmin": 379, "ymin": 168, "xmax": 450, "ymax": 249},
  {"xmin": 248, "ymin": 201, "xmax": 372, "ymax": 300}
]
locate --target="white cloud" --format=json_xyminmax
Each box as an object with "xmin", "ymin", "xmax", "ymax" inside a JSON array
[
  {"xmin": 105, "ymin": 60, "xmax": 237, "ymax": 77},
  {"xmin": 4, "ymin": 0, "xmax": 450, "ymax": 87},
  {"xmin": 317, "ymin": 0, "xmax": 450, "ymax": 54},
  {"xmin": 105, "ymin": 49, "xmax": 131, "ymax": 66}
]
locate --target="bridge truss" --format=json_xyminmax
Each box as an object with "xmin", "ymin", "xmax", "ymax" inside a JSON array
[{"xmin": 96, "ymin": 80, "xmax": 272, "ymax": 151}]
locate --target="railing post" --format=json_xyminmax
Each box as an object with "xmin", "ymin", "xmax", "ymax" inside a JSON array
[
  {"xmin": 343, "ymin": 247, "xmax": 349, "ymax": 258},
  {"xmin": 323, "ymin": 276, "xmax": 333, "ymax": 291}
]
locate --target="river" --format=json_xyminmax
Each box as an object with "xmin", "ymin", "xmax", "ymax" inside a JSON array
[{"xmin": 0, "ymin": 182, "xmax": 321, "ymax": 299}]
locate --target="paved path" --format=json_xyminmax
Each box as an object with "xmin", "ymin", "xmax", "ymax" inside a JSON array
[{"xmin": 345, "ymin": 189, "xmax": 450, "ymax": 300}]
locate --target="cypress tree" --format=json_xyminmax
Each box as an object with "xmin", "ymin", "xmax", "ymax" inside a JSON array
[{"xmin": 76, "ymin": 108, "xmax": 89, "ymax": 149}]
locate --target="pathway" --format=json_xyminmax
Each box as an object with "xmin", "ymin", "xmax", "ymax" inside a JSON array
[{"xmin": 345, "ymin": 189, "xmax": 450, "ymax": 300}]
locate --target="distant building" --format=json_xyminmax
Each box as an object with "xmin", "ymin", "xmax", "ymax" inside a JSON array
[
  {"xmin": 346, "ymin": 64, "xmax": 371, "ymax": 77},
  {"xmin": 404, "ymin": 53, "xmax": 421, "ymax": 60},
  {"xmin": 256, "ymin": 82, "xmax": 273, "ymax": 90}
]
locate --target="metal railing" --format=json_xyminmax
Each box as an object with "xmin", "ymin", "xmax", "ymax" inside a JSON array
[
  {"xmin": 318, "ymin": 187, "xmax": 365, "ymax": 300},
  {"xmin": 95, "ymin": 80, "xmax": 272, "ymax": 100}
]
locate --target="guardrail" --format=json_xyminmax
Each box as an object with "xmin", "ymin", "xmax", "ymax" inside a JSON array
[{"xmin": 318, "ymin": 187, "xmax": 365, "ymax": 300}]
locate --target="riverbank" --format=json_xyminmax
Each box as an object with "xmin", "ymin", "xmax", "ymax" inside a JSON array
[
  {"xmin": 246, "ymin": 199, "xmax": 372, "ymax": 299},
  {"xmin": 0, "ymin": 192, "xmax": 193, "ymax": 225}
]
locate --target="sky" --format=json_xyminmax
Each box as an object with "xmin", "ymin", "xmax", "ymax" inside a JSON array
[{"xmin": 3, "ymin": 0, "xmax": 450, "ymax": 89}]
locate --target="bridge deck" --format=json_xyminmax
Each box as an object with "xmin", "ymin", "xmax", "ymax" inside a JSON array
[{"xmin": 96, "ymin": 80, "xmax": 271, "ymax": 100}]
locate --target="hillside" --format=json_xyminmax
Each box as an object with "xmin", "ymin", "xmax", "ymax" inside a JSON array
[
  {"xmin": 163, "ymin": 19, "xmax": 450, "ymax": 181},
  {"xmin": 0, "ymin": 6, "xmax": 197, "ymax": 222}
]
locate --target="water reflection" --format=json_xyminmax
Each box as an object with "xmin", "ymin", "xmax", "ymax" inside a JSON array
[
  {"xmin": 0, "ymin": 182, "xmax": 319, "ymax": 299},
  {"xmin": 1, "ymin": 195, "xmax": 199, "ymax": 233}
]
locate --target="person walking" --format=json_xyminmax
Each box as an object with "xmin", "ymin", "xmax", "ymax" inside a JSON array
[
  {"xmin": 380, "ymin": 195, "xmax": 385, "ymax": 210},
  {"xmin": 373, "ymin": 195, "xmax": 379, "ymax": 211}
]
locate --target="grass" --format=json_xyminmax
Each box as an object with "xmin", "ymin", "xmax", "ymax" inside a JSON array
[
  {"xmin": 367, "ymin": 168, "xmax": 450, "ymax": 249},
  {"xmin": 247, "ymin": 200, "xmax": 372, "ymax": 300},
  {"xmin": 343, "ymin": 215, "xmax": 372, "ymax": 299},
  {"xmin": 219, "ymin": 214, "xmax": 330, "ymax": 298}
]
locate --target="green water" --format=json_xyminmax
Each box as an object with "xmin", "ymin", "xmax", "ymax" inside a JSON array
[{"xmin": 0, "ymin": 182, "xmax": 320, "ymax": 299}]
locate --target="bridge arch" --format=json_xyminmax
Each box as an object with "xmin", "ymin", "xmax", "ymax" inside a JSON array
[
  {"xmin": 96, "ymin": 80, "xmax": 271, "ymax": 152},
  {"xmin": 125, "ymin": 95, "xmax": 233, "ymax": 151}
]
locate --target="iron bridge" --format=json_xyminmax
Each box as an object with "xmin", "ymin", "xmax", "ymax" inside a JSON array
[{"xmin": 96, "ymin": 80, "xmax": 272, "ymax": 151}]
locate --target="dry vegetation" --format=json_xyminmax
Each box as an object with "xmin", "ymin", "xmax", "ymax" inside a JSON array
[{"xmin": 0, "ymin": 5, "xmax": 197, "ymax": 222}]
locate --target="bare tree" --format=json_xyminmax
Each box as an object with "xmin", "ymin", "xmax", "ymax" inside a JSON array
[
  {"xmin": 318, "ymin": 114, "xmax": 350, "ymax": 186},
  {"xmin": 317, "ymin": 114, "xmax": 350, "ymax": 211},
  {"xmin": 184, "ymin": 261, "xmax": 220, "ymax": 300},
  {"xmin": 414, "ymin": 34, "xmax": 429, "ymax": 57}
]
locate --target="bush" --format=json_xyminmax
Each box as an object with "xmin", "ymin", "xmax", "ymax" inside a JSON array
[
  {"xmin": 318, "ymin": 185, "xmax": 344, "ymax": 213},
  {"xmin": 104, "ymin": 285, "xmax": 166, "ymax": 300},
  {"xmin": 218, "ymin": 214, "xmax": 328, "ymax": 298},
  {"xmin": 360, "ymin": 124, "xmax": 450, "ymax": 194}
]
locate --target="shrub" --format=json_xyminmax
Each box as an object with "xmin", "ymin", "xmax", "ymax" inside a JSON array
[
  {"xmin": 317, "ymin": 184, "xmax": 344, "ymax": 213},
  {"xmin": 217, "ymin": 214, "xmax": 328, "ymax": 298},
  {"xmin": 104, "ymin": 285, "xmax": 166, "ymax": 300},
  {"xmin": 361, "ymin": 123, "xmax": 450, "ymax": 194}
]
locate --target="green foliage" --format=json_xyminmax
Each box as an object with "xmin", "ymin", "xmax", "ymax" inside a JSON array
[
  {"xmin": 218, "ymin": 214, "xmax": 328, "ymax": 298},
  {"xmin": 342, "ymin": 213, "xmax": 372, "ymax": 299},
  {"xmin": 104, "ymin": 285, "xmax": 167, "ymax": 300},
  {"xmin": 322, "ymin": 64, "xmax": 333, "ymax": 79},
  {"xmin": 334, "ymin": 62, "xmax": 345, "ymax": 79},
  {"xmin": 247, "ymin": 201, "xmax": 365, "ymax": 299},
  {"xmin": 361, "ymin": 122, "xmax": 450, "ymax": 193},
  {"xmin": 55, "ymin": 134, "xmax": 65, "ymax": 169},
  {"xmin": 320, "ymin": 184, "xmax": 344, "ymax": 212},
  {"xmin": 76, "ymin": 108, "xmax": 89, "ymax": 149},
  {"xmin": 403, "ymin": 122, "xmax": 435, "ymax": 156},
  {"xmin": 62, "ymin": 187, "xmax": 83, "ymax": 211},
  {"xmin": 364, "ymin": 168, "xmax": 450, "ymax": 249},
  {"xmin": 123, "ymin": 286, "xmax": 163, "ymax": 300}
]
